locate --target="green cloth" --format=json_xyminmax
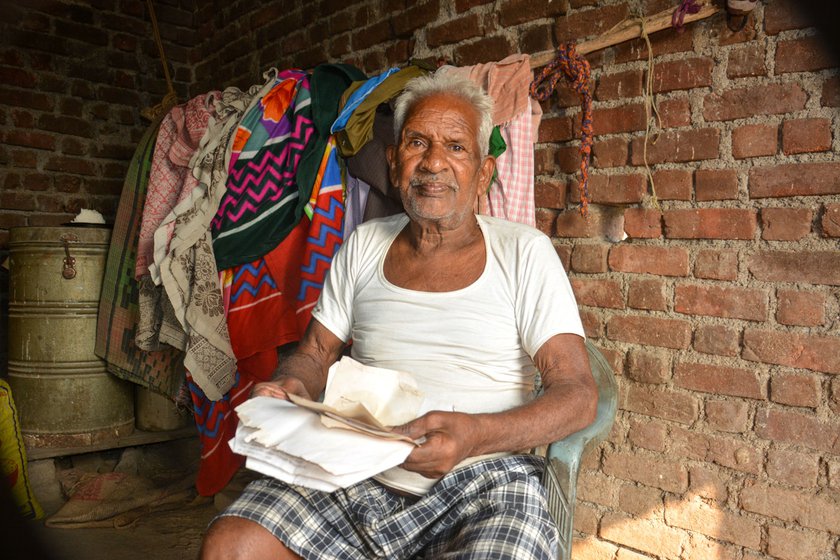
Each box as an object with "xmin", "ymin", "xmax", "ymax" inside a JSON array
[
  {"xmin": 488, "ymin": 125, "xmax": 506, "ymax": 188},
  {"xmin": 296, "ymin": 63, "xmax": 366, "ymax": 213},
  {"xmin": 335, "ymin": 65, "xmax": 428, "ymax": 157}
]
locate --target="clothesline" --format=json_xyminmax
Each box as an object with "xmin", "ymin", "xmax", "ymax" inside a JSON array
[{"xmin": 530, "ymin": 2, "xmax": 721, "ymax": 68}]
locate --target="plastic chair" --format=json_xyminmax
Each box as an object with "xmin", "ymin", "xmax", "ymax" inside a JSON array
[{"xmin": 541, "ymin": 340, "xmax": 618, "ymax": 560}]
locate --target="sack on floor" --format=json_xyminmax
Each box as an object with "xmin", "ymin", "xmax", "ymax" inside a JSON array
[{"xmin": 0, "ymin": 379, "xmax": 43, "ymax": 520}]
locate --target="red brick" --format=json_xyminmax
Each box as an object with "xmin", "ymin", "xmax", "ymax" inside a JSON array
[
  {"xmin": 571, "ymin": 278, "xmax": 624, "ymax": 309},
  {"xmin": 743, "ymin": 328, "xmax": 840, "ymax": 374},
  {"xmin": 665, "ymin": 496, "xmax": 761, "ymax": 550},
  {"xmin": 571, "ymin": 538, "xmax": 617, "ymax": 560},
  {"xmin": 695, "ymin": 169, "xmax": 739, "ymax": 201},
  {"xmin": 750, "ymin": 162, "xmax": 840, "ymax": 198},
  {"xmin": 764, "ymin": 0, "xmax": 817, "ymax": 34},
  {"xmin": 533, "ymin": 180, "xmax": 567, "ymax": 209},
  {"xmin": 688, "ymin": 466, "xmax": 729, "ymax": 503},
  {"xmin": 657, "ymin": 96, "xmax": 691, "ymax": 128},
  {"xmin": 694, "ymin": 324, "xmax": 741, "ymax": 357},
  {"xmin": 727, "ymin": 43, "xmax": 766, "ymax": 78},
  {"xmin": 613, "ymin": 26, "xmax": 693, "ymax": 64},
  {"xmin": 595, "ymin": 70, "xmax": 643, "ymax": 101},
  {"xmin": 571, "ymin": 243, "xmax": 609, "ymax": 273},
  {"xmin": 592, "ymin": 104, "xmax": 646, "ymax": 136},
  {"xmin": 776, "ymin": 37, "xmax": 838, "ymax": 74},
  {"xmin": 741, "ymin": 482, "xmax": 840, "ymax": 533},
  {"xmin": 822, "ymin": 203, "xmax": 840, "ymax": 237},
  {"xmin": 0, "ymin": 66, "xmax": 37, "ymax": 88},
  {"xmin": 628, "ymin": 418, "xmax": 667, "ymax": 452},
  {"xmin": 705, "ymin": 399, "xmax": 750, "ymax": 433},
  {"xmin": 603, "ymin": 451, "xmax": 688, "ymax": 493},
  {"xmin": 607, "ymin": 315, "xmax": 692, "ymax": 349},
  {"xmin": 619, "ymin": 483, "xmax": 663, "ymax": 517},
  {"xmin": 576, "ymin": 173, "xmax": 645, "ymax": 205},
  {"xmin": 623, "ymin": 208, "xmax": 661, "ymax": 239},
  {"xmin": 630, "ymin": 128, "xmax": 719, "ymax": 165},
  {"xmin": 555, "ymin": 4, "xmax": 628, "ymax": 43},
  {"xmin": 601, "ymin": 513, "xmax": 685, "ymax": 558},
  {"xmin": 747, "ymin": 250, "xmax": 840, "ymax": 286},
  {"xmin": 760, "ymin": 207, "xmax": 813, "ymax": 241},
  {"xmin": 782, "ymin": 118, "xmax": 832, "ymax": 155},
  {"xmin": 732, "ymin": 123, "xmax": 778, "ymax": 159},
  {"xmin": 535, "ymin": 208, "xmax": 557, "ymax": 236},
  {"xmin": 651, "ymin": 169, "xmax": 691, "ymax": 200},
  {"xmin": 674, "ymin": 361, "xmax": 764, "ymax": 399},
  {"xmin": 767, "ymin": 525, "xmax": 831, "ymax": 560},
  {"xmin": 627, "ymin": 278, "xmax": 667, "ymax": 311},
  {"xmin": 519, "ymin": 24, "xmax": 553, "ymax": 56},
  {"xmin": 579, "ymin": 309, "xmax": 603, "ymax": 338},
  {"xmin": 652, "ymin": 58, "xmax": 713, "ymax": 93},
  {"xmin": 664, "ymin": 208, "xmax": 757, "ymax": 240},
  {"xmin": 426, "ymin": 12, "xmax": 482, "ymax": 47},
  {"xmin": 3, "ymin": 129, "xmax": 56, "ymax": 150},
  {"xmin": 555, "ymin": 206, "xmax": 625, "ymax": 241},
  {"xmin": 37, "ymin": 114, "xmax": 93, "ymax": 138},
  {"xmin": 770, "ymin": 373, "xmax": 821, "ymax": 409},
  {"xmin": 609, "ymin": 245, "xmax": 689, "ymax": 277},
  {"xmin": 591, "ymin": 137, "xmax": 628, "ymax": 168},
  {"xmin": 626, "ymin": 348, "xmax": 670, "ymax": 384},
  {"xmin": 454, "ymin": 35, "xmax": 512, "ymax": 66},
  {"xmin": 554, "ymin": 145, "xmax": 583, "ymax": 174},
  {"xmin": 670, "ymin": 427, "xmax": 763, "ymax": 475},
  {"xmin": 391, "ymin": 0, "xmax": 440, "ymax": 37},
  {"xmin": 554, "ymin": 242, "xmax": 572, "ymax": 271},
  {"xmin": 823, "ymin": 75, "xmax": 840, "ymax": 107},
  {"xmin": 619, "ymin": 385, "xmax": 699, "ymax": 424},
  {"xmin": 43, "ymin": 155, "xmax": 97, "ymax": 176},
  {"xmin": 577, "ymin": 470, "xmax": 619, "ymax": 507},
  {"xmin": 703, "ymin": 83, "xmax": 807, "ymax": 121},
  {"xmin": 776, "ymin": 289, "xmax": 826, "ymax": 327},
  {"xmin": 538, "ymin": 116, "xmax": 574, "ymax": 142},
  {"xmin": 499, "ymin": 0, "xmax": 563, "ymax": 25}
]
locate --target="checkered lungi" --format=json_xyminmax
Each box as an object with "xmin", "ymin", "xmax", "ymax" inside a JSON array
[{"xmin": 216, "ymin": 455, "xmax": 558, "ymax": 559}]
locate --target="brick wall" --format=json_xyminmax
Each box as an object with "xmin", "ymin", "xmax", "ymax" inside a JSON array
[{"xmin": 3, "ymin": 0, "xmax": 840, "ymax": 557}]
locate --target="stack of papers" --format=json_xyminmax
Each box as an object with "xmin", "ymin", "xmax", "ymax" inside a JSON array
[{"xmin": 229, "ymin": 357, "xmax": 424, "ymax": 492}]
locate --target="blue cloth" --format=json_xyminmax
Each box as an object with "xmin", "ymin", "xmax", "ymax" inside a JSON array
[{"xmin": 330, "ymin": 67, "xmax": 400, "ymax": 134}]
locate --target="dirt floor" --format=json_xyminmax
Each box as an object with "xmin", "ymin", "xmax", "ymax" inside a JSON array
[{"xmin": 8, "ymin": 438, "xmax": 251, "ymax": 560}]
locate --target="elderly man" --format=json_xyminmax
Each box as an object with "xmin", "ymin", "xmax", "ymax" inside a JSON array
[{"xmin": 200, "ymin": 72, "xmax": 597, "ymax": 560}]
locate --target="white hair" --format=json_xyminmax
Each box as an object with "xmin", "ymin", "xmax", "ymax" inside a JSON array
[{"xmin": 392, "ymin": 71, "xmax": 494, "ymax": 157}]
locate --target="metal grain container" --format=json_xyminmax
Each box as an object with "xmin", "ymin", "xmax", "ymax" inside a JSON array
[{"xmin": 7, "ymin": 226, "xmax": 135, "ymax": 448}]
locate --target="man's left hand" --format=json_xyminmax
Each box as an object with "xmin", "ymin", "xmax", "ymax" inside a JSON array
[{"xmin": 393, "ymin": 411, "xmax": 479, "ymax": 479}]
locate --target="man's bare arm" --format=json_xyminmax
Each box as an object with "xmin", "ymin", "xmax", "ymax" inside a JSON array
[
  {"xmin": 396, "ymin": 333, "xmax": 598, "ymax": 478},
  {"xmin": 252, "ymin": 319, "xmax": 346, "ymax": 401}
]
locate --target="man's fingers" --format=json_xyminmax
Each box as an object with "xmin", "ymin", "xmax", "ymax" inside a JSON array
[{"xmin": 251, "ymin": 383, "xmax": 290, "ymax": 400}]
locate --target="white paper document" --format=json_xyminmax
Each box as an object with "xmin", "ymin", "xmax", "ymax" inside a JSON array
[{"xmin": 230, "ymin": 357, "xmax": 423, "ymax": 491}]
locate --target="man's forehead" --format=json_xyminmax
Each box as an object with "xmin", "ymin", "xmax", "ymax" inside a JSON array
[{"xmin": 402, "ymin": 94, "xmax": 479, "ymax": 134}]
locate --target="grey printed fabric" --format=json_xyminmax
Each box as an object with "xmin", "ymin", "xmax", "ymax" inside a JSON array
[{"xmin": 217, "ymin": 455, "xmax": 558, "ymax": 559}]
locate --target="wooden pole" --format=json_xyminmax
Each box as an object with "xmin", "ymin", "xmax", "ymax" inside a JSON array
[{"xmin": 530, "ymin": 2, "xmax": 722, "ymax": 68}]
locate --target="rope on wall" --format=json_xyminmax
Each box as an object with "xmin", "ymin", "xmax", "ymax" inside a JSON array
[
  {"xmin": 141, "ymin": 0, "xmax": 179, "ymax": 121},
  {"xmin": 530, "ymin": 43, "xmax": 594, "ymax": 217}
]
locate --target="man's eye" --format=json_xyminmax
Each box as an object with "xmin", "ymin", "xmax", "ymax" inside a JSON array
[
  {"xmin": 450, "ymin": 144, "xmax": 464, "ymax": 152},
  {"xmin": 408, "ymin": 139, "xmax": 425, "ymax": 148}
]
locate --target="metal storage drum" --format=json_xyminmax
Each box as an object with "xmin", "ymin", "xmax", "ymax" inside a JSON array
[{"xmin": 7, "ymin": 226, "xmax": 135, "ymax": 448}]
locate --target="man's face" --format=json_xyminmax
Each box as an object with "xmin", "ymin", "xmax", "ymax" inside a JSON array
[{"xmin": 387, "ymin": 93, "xmax": 494, "ymax": 228}]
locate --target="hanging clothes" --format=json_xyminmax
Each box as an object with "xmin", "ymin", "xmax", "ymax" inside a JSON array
[
  {"xmin": 332, "ymin": 65, "xmax": 427, "ymax": 158},
  {"xmin": 135, "ymin": 92, "xmax": 219, "ymax": 279},
  {"xmin": 210, "ymin": 70, "xmax": 307, "ymax": 270},
  {"xmin": 94, "ymin": 119, "xmax": 184, "ymax": 399},
  {"xmin": 147, "ymin": 76, "xmax": 274, "ymax": 401}
]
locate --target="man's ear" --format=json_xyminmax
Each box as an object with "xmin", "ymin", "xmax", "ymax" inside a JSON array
[
  {"xmin": 386, "ymin": 144, "xmax": 398, "ymax": 185},
  {"xmin": 478, "ymin": 155, "xmax": 496, "ymax": 191}
]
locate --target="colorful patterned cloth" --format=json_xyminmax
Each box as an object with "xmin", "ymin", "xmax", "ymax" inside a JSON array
[
  {"xmin": 211, "ymin": 71, "xmax": 314, "ymax": 270},
  {"xmin": 135, "ymin": 93, "xmax": 219, "ymax": 279},
  {"xmin": 94, "ymin": 119, "xmax": 184, "ymax": 398}
]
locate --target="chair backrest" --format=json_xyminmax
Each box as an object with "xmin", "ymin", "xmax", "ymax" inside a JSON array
[{"xmin": 542, "ymin": 340, "xmax": 618, "ymax": 560}]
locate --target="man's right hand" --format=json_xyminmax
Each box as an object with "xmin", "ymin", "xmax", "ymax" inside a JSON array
[{"xmin": 251, "ymin": 376, "xmax": 312, "ymax": 401}]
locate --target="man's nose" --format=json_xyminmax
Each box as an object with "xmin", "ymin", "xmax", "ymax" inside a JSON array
[{"xmin": 419, "ymin": 142, "xmax": 447, "ymax": 173}]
